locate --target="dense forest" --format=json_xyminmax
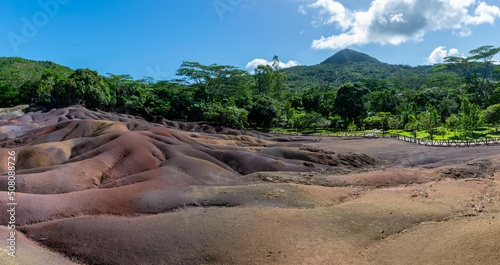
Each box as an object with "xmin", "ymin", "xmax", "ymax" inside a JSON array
[
  {"xmin": 1, "ymin": 46, "xmax": 499, "ymax": 138},
  {"xmin": 282, "ymin": 49, "xmax": 434, "ymax": 93}
]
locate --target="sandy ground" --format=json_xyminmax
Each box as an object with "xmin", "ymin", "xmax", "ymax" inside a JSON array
[{"xmin": 0, "ymin": 106, "xmax": 499, "ymax": 264}]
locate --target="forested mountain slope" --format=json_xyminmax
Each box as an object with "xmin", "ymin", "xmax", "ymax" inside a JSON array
[
  {"xmin": 0, "ymin": 57, "xmax": 73, "ymax": 89},
  {"xmin": 283, "ymin": 49, "xmax": 433, "ymax": 93}
]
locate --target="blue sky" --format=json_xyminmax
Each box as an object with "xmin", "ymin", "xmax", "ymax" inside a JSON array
[{"xmin": 1, "ymin": 0, "xmax": 500, "ymax": 80}]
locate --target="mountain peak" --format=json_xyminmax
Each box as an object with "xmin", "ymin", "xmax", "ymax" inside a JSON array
[{"xmin": 321, "ymin": 49, "xmax": 380, "ymax": 65}]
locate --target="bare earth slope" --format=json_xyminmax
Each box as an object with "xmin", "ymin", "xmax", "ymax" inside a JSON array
[{"xmin": 0, "ymin": 105, "xmax": 499, "ymax": 264}]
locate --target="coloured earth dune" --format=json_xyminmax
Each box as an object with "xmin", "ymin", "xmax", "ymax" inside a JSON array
[{"xmin": 0, "ymin": 105, "xmax": 499, "ymax": 264}]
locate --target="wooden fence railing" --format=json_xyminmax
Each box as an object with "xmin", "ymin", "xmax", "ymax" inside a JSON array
[
  {"xmin": 376, "ymin": 133, "xmax": 500, "ymax": 147},
  {"xmin": 268, "ymin": 131, "xmax": 500, "ymax": 148}
]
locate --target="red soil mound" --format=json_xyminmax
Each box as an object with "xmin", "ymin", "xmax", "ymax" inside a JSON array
[
  {"xmin": 1, "ymin": 106, "xmax": 499, "ymax": 265},
  {"xmin": 0, "ymin": 107, "xmax": 385, "ymax": 227}
]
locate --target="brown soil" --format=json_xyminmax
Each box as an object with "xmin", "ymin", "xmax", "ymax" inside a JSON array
[{"xmin": 1, "ymin": 106, "xmax": 499, "ymax": 264}]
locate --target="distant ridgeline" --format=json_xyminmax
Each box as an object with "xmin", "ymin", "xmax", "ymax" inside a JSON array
[{"xmin": 282, "ymin": 49, "xmax": 433, "ymax": 93}]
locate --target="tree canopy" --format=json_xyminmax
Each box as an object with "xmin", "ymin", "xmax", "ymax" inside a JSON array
[
  {"xmin": 0, "ymin": 45, "xmax": 498, "ymax": 136},
  {"xmin": 334, "ymin": 82, "xmax": 368, "ymax": 124}
]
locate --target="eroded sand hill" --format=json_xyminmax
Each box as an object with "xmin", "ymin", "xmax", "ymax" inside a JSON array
[{"xmin": 0, "ymin": 105, "xmax": 499, "ymax": 264}]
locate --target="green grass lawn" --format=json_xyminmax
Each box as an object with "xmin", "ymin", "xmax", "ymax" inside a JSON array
[
  {"xmin": 384, "ymin": 126, "xmax": 500, "ymax": 140},
  {"xmin": 271, "ymin": 125, "xmax": 500, "ymax": 140},
  {"xmin": 270, "ymin": 128, "xmax": 373, "ymax": 135}
]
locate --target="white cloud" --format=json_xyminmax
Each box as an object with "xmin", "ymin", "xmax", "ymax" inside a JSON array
[
  {"xmin": 246, "ymin": 59, "xmax": 301, "ymax": 70},
  {"xmin": 307, "ymin": 0, "xmax": 500, "ymax": 50},
  {"xmin": 448, "ymin": 48, "xmax": 459, "ymax": 56},
  {"xmin": 426, "ymin": 46, "xmax": 448, "ymax": 64},
  {"xmin": 281, "ymin": 60, "xmax": 301, "ymax": 68},
  {"xmin": 298, "ymin": 5, "xmax": 307, "ymax": 15},
  {"xmin": 309, "ymin": 0, "xmax": 352, "ymax": 30},
  {"xmin": 246, "ymin": 59, "xmax": 269, "ymax": 69},
  {"xmin": 426, "ymin": 46, "xmax": 460, "ymax": 64},
  {"xmin": 466, "ymin": 2, "xmax": 500, "ymax": 25},
  {"xmin": 390, "ymin": 13, "xmax": 406, "ymax": 23}
]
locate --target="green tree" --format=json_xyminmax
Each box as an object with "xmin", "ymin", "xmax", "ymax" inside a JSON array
[
  {"xmin": 69, "ymin": 68, "xmax": 111, "ymax": 107},
  {"xmin": 483, "ymin": 103, "xmax": 500, "ymax": 132},
  {"xmin": 493, "ymin": 65, "xmax": 500, "ymax": 82},
  {"xmin": 204, "ymin": 103, "xmax": 249, "ymax": 129},
  {"xmin": 389, "ymin": 117, "xmax": 401, "ymax": 134},
  {"xmin": 279, "ymin": 100, "xmax": 296, "ymax": 128},
  {"xmin": 363, "ymin": 112, "xmax": 393, "ymax": 132},
  {"xmin": 316, "ymin": 117, "xmax": 331, "ymax": 131},
  {"xmin": 254, "ymin": 56, "xmax": 287, "ymax": 98},
  {"xmin": 368, "ymin": 89, "xmax": 398, "ymax": 113},
  {"xmin": 329, "ymin": 115, "xmax": 342, "ymax": 129},
  {"xmin": 122, "ymin": 79, "xmax": 155, "ymax": 116},
  {"xmin": 418, "ymin": 103, "xmax": 440, "ymax": 140},
  {"xmin": 299, "ymin": 88, "xmax": 336, "ymax": 117},
  {"xmin": 405, "ymin": 114, "xmax": 419, "ymax": 131},
  {"xmin": 334, "ymin": 83, "xmax": 368, "ymax": 125},
  {"xmin": 347, "ymin": 120, "xmax": 357, "ymax": 132},
  {"xmin": 271, "ymin": 55, "xmax": 287, "ymax": 99},
  {"xmin": 439, "ymin": 45, "xmax": 500, "ymax": 108},
  {"xmin": 445, "ymin": 114, "xmax": 460, "ymax": 137},
  {"xmin": 254, "ymin": 65, "xmax": 274, "ymax": 96},
  {"xmin": 0, "ymin": 83, "xmax": 20, "ymax": 107},
  {"xmin": 360, "ymin": 78, "xmax": 389, "ymax": 92},
  {"xmin": 292, "ymin": 111, "xmax": 327, "ymax": 131},
  {"xmin": 394, "ymin": 66, "xmax": 428, "ymax": 91},
  {"xmin": 459, "ymin": 97, "xmax": 484, "ymax": 138},
  {"xmin": 399, "ymin": 101, "xmax": 418, "ymax": 127},
  {"xmin": 418, "ymin": 86, "xmax": 464, "ymax": 122},
  {"xmin": 248, "ymin": 98, "xmax": 279, "ymax": 128},
  {"xmin": 176, "ymin": 61, "xmax": 249, "ymax": 103},
  {"xmin": 105, "ymin": 73, "xmax": 134, "ymax": 107},
  {"xmin": 437, "ymin": 127, "xmax": 448, "ymax": 139}
]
